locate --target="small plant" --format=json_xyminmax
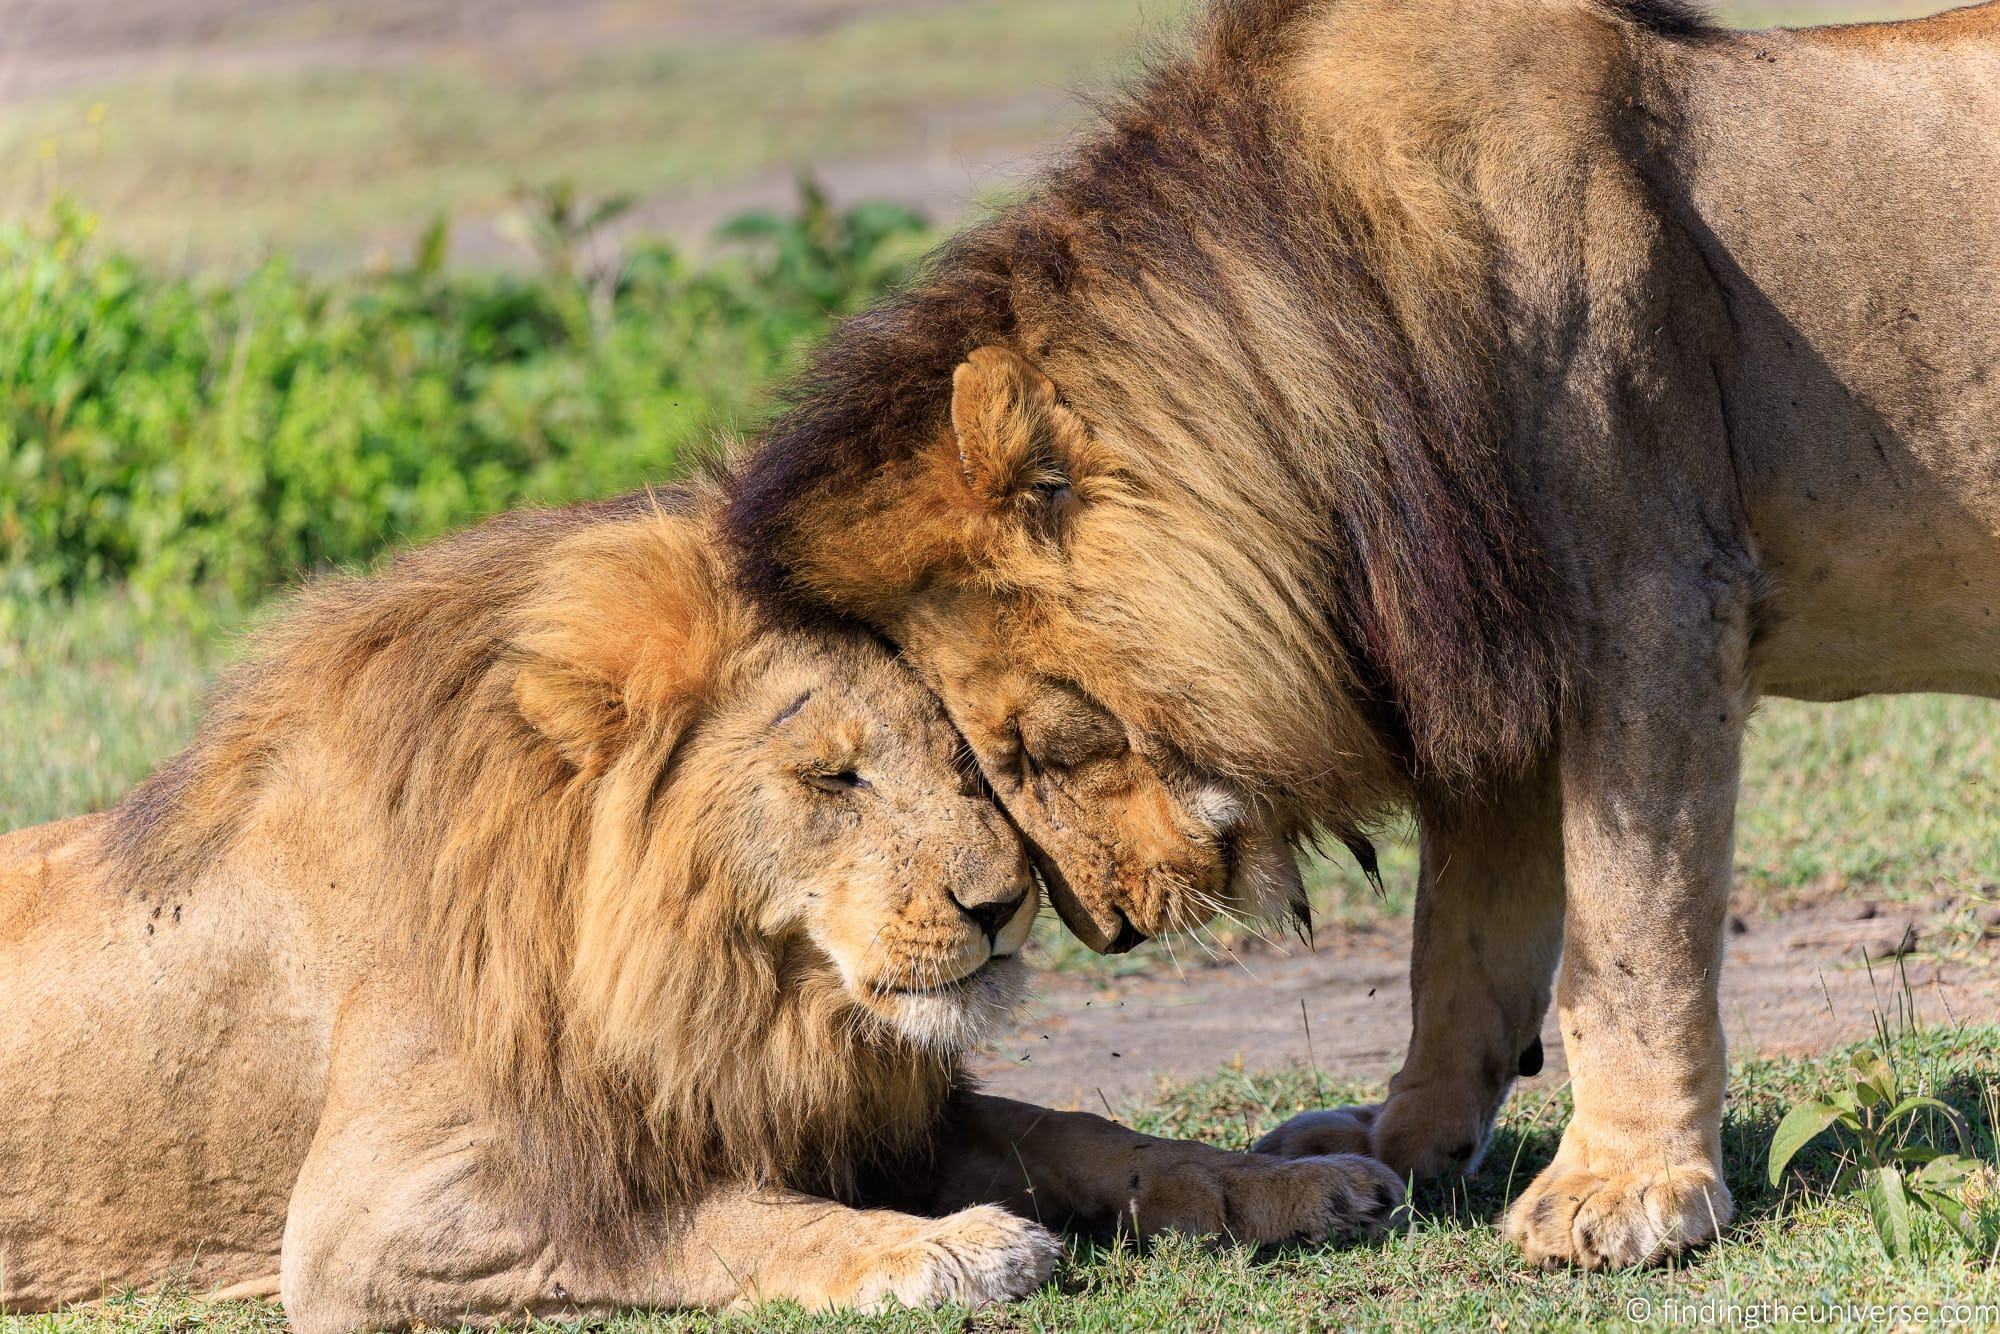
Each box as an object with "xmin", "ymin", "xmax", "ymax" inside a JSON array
[
  {"xmin": 0, "ymin": 188, "xmax": 931, "ymax": 607},
  {"xmin": 1768, "ymin": 1044, "xmax": 1994, "ymax": 1258}
]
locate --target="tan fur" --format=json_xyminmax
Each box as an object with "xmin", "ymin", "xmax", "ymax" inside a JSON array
[
  {"xmin": 0, "ymin": 484, "xmax": 1403, "ymax": 1328},
  {"xmin": 727, "ymin": 0, "xmax": 2000, "ymax": 1269}
]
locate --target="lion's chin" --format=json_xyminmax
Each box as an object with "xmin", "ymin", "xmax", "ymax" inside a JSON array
[
  {"xmin": 1182, "ymin": 788, "xmax": 1305, "ymax": 934},
  {"xmin": 863, "ymin": 955, "xmax": 1031, "ymax": 1053}
]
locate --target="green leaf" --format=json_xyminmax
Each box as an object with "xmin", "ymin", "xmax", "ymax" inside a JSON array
[
  {"xmin": 1883, "ymin": 1094, "xmax": 1959, "ymax": 1126},
  {"xmin": 1914, "ymin": 1154, "xmax": 1974, "ymax": 1189},
  {"xmin": 1913, "ymin": 1187, "xmax": 1967, "ymax": 1234},
  {"xmin": 1852, "ymin": 1049, "xmax": 1898, "ymax": 1105},
  {"xmin": 1769, "ymin": 1099, "xmax": 1846, "ymax": 1186},
  {"xmin": 1866, "ymin": 1167, "xmax": 1913, "ymax": 1259}
]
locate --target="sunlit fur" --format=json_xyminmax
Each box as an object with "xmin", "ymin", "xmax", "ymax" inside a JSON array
[
  {"xmin": 100, "ymin": 483, "xmax": 1035, "ymax": 1231},
  {"xmin": 722, "ymin": 1, "xmax": 1722, "ymax": 944}
]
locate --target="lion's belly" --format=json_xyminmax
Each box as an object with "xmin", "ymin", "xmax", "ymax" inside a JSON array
[
  {"xmin": 0, "ymin": 818, "xmax": 331, "ymax": 1309},
  {"xmin": 1673, "ymin": 25, "xmax": 2000, "ymax": 702},
  {"xmin": 1750, "ymin": 442, "xmax": 2000, "ymax": 701}
]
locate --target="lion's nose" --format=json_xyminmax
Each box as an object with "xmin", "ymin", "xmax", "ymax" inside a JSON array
[{"xmin": 950, "ymin": 883, "xmax": 1029, "ymax": 945}]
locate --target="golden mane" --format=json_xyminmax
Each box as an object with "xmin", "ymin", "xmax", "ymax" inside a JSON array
[
  {"xmin": 102, "ymin": 484, "xmax": 953, "ymax": 1231},
  {"xmin": 722, "ymin": 0, "xmax": 1705, "ymax": 793}
]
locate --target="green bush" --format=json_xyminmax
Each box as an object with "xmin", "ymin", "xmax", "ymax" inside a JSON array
[{"xmin": 0, "ymin": 184, "xmax": 929, "ymax": 604}]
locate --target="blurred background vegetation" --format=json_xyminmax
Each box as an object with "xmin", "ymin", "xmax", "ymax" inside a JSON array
[{"xmin": 1, "ymin": 0, "xmax": 1993, "ymax": 906}]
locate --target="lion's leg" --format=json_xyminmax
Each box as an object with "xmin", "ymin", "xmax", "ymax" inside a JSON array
[
  {"xmin": 280, "ymin": 1021, "xmax": 1056, "ymax": 1332},
  {"xmin": 1500, "ymin": 578, "xmax": 1753, "ymax": 1269},
  {"xmin": 1256, "ymin": 765, "xmax": 1565, "ymax": 1178},
  {"xmin": 911, "ymin": 1092, "xmax": 1402, "ymax": 1246}
]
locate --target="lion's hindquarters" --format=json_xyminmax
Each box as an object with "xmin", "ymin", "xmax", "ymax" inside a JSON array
[{"xmin": 0, "ymin": 825, "xmax": 323, "ymax": 1310}]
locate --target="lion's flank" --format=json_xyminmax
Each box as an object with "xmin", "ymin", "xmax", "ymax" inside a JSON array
[
  {"xmin": 101, "ymin": 485, "xmax": 951, "ymax": 1232},
  {"xmin": 727, "ymin": 0, "xmax": 1587, "ymax": 791}
]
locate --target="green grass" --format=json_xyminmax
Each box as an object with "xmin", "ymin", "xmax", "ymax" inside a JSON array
[
  {"xmin": 8, "ymin": 1024, "xmax": 1999, "ymax": 1331},
  {"xmin": 0, "ymin": 595, "xmax": 250, "ymax": 831}
]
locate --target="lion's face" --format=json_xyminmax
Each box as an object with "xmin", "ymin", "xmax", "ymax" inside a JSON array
[
  {"xmin": 890, "ymin": 586, "xmax": 1306, "ymax": 956},
  {"xmin": 515, "ymin": 512, "xmax": 1039, "ymax": 1056},
  {"xmin": 765, "ymin": 347, "xmax": 1348, "ymax": 953},
  {"xmin": 688, "ymin": 633, "xmax": 1039, "ymax": 1051}
]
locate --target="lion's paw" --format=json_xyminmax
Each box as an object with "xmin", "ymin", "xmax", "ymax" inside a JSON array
[
  {"xmin": 1252, "ymin": 1105, "xmax": 1378, "ymax": 1159},
  {"xmin": 848, "ymin": 1205, "xmax": 1058, "ymax": 1311},
  {"xmin": 1504, "ymin": 1158, "xmax": 1731, "ymax": 1269},
  {"xmin": 1257, "ymin": 1090, "xmax": 1502, "ymax": 1180},
  {"xmin": 1131, "ymin": 1151, "xmax": 1405, "ymax": 1247}
]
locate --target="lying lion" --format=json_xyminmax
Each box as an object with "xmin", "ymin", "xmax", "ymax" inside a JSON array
[{"xmin": 0, "ymin": 484, "xmax": 1400, "ymax": 1329}]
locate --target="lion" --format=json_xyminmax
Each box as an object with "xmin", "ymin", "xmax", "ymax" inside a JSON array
[
  {"xmin": 0, "ymin": 484, "xmax": 1405, "ymax": 1328},
  {"xmin": 726, "ymin": 0, "xmax": 2000, "ymax": 1271}
]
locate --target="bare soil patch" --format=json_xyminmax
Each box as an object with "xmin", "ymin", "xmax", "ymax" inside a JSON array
[{"xmin": 981, "ymin": 898, "xmax": 2000, "ymax": 1110}]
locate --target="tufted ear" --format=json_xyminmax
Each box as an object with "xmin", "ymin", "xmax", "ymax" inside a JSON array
[
  {"xmin": 512, "ymin": 514, "xmax": 747, "ymax": 775},
  {"xmin": 948, "ymin": 345, "xmax": 1085, "ymax": 529}
]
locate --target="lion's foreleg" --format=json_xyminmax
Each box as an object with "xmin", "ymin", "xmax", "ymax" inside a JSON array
[
  {"xmin": 278, "ymin": 1011, "xmax": 1057, "ymax": 1331},
  {"xmin": 915, "ymin": 1093, "xmax": 1403, "ymax": 1247},
  {"xmin": 284, "ymin": 1116, "xmax": 1057, "ymax": 1331},
  {"xmin": 1501, "ymin": 578, "xmax": 1753, "ymax": 1269},
  {"xmin": 1256, "ymin": 765, "xmax": 1565, "ymax": 1178}
]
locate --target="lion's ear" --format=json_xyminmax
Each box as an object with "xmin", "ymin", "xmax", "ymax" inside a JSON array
[
  {"xmin": 512, "ymin": 516, "xmax": 743, "ymax": 773},
  {"xmin": 949, "ymin": 346, "xmax": 1083, "ymax": 528}
]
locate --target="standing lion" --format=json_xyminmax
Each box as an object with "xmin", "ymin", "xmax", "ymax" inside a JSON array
[
  {"xmin": 0, "ymin": 485, "xmax": 1401, "ymax": 1328},
  {"xmin": 727, "ymin": 0, "xmax": 2000, "ymax": 1269}
]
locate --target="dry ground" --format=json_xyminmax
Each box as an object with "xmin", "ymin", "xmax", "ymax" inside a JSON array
[{"xmin": 986, "ymin": 896, "xmax": 2000, "ymax": 1110}]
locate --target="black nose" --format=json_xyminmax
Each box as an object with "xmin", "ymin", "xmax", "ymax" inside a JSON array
[
  {"xmin": 953, "ymin": 886, "xmax": 1028, "ymax": 944},
  {"xmin": 1106, "ymin": 910, "xmax": 1149, "ymax": 954}
]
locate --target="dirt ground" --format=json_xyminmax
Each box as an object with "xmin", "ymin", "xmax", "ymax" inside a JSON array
[{"xmin": 979, "ymin": 897, "xmax": 2000, "ymax": 1111}]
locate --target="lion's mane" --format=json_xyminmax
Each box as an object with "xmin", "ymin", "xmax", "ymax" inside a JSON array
[
  {"xmin": 725, "ymin": 0, "xmax": 1707, "ymax": 794},
  {"xmin": 101, "ymin": 486, "xmax": 953, "ymax": 1232}
]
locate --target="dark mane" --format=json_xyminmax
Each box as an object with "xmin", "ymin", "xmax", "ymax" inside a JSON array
[
  {"xmin": 724, "ymin": 0, "xmax": 1583, "ymax": 788},
  {"xmin": 725, "ymin": 0, "xmax": 1320, "ymax": 603},
  {"xmin": 1602, "ymin": 0, "xmax": 1713, "ymax": 36}
]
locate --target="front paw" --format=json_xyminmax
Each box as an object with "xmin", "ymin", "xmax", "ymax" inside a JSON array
[
  {"xmin": 1256, "ymin": 1091, "xmax": 1497, "ymax": 1179},
  {"xmin": 1504, "ymin": 1155, "xmax": 1731, "ymax": 1269},
  {"xmin": 849, "ymin": 1205, "xmax": 1059, "ymax": 1310},
  {"xmin": 1252, "ymin": 1104, "xmax": 1378, "ymax": 1159},
  {"xmin": 1132, "ymin": 1151, "xmax": 1405, "ymax": 1247}
]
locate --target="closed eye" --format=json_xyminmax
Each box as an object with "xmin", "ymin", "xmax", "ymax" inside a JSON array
[{"xmin": 804, "ymin": 768, "xmax": 868, "ymax": 794}]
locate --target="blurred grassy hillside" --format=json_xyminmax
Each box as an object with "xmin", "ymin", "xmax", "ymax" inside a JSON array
[{"xmin": 0, "ymin": 0, "xmax": 1961, "ymax": 269}]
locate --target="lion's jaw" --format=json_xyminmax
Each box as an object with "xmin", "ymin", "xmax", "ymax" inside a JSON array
[
  {"xmin": 1006, "ymin": 767, "xmax": 1307, "ymax": 953},
  {"xmin": 888, "ymin": 595, "xmax": 1312, "ymax": 953}
]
